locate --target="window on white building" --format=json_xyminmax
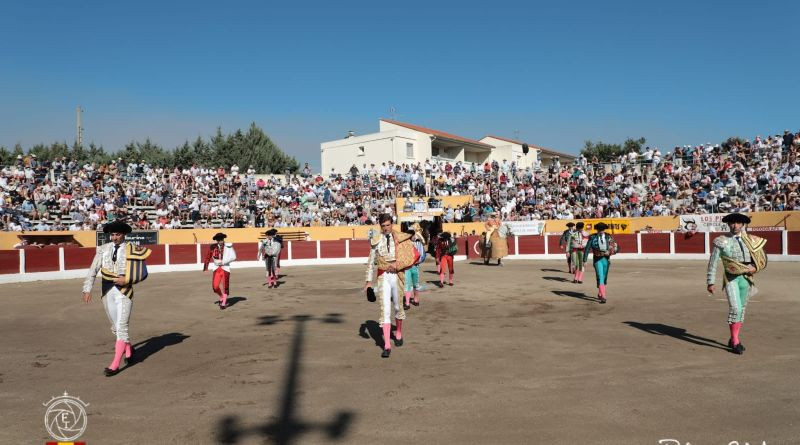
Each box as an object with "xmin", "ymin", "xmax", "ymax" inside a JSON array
[
  {"xmin": 358, "ymin": 146, "xmax": 365, "ymax": 156},
  {"xmin": 406, "ymin": 143, "xmax": 414, "ymax": 158}
]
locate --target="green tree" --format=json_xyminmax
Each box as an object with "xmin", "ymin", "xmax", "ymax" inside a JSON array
[
  {"xmin": 581, "ymin": 137, "xmax": 646, "ymax": 162},
  {"xmin": 172, "ymin": 141, "xmax": 195, "ymax": 169},
  {"xmin": 87, "ymin": 143, "xmax": 112, "ymax": 165},
  {"xmin": 11, "ymin": 143, "xmax": 24, "ymax": 161},
  {"xmin": 70, "ymin": 142, "xmax": 88, "ymax": 164},
  {"xmin": 238, "ymin": 122, "xmax": 298, "ymax": 174}
]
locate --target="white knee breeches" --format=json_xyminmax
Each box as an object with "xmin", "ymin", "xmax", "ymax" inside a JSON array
[
  {"xmin": 378, "ymin": 272, "xmax": 405, "ymax": 324},
  {"xmin": 103, "ymin": 287, "xmax": 133, "ymax": 342}
]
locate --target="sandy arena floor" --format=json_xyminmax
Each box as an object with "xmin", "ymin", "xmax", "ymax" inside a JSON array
[{"xmin": 1, "ymin": 259, "xmax": 798, "ymax": 444}]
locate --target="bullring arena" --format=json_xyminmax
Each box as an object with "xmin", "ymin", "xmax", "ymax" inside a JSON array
[{"xmin": 1, "ymin": 227, "xmax": 799, "ymax": 444}]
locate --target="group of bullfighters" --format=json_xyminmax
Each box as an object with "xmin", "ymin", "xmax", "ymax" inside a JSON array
[{"xmin": 81, "ymin": 211, "xmax": 767, "ymax": 373}]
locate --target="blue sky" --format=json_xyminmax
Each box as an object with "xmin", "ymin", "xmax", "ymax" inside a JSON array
[{"xmin": 1, "ymin": 0, "xmax": 798, "ymax": 169}]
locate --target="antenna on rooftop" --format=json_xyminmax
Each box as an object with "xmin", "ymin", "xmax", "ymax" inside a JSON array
[
  {"xmin": 76, "ymin": 105, "xmax": 84, "ymax": 147},
  {"xmin": 389, "ymin": 106, "xmax": 399, "ymax": 120}
]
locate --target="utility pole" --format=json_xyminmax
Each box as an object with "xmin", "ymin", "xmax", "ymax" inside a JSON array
[{"xmin": 76, "ymin": 105, "xmax": 84, "ymax": 147}]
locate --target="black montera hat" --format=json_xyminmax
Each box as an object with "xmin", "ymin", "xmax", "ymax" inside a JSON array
[
  {"xmin": 266, "ymin": 229, "xmax": 278, "ymax": 236},
  {"xmin": 721, "ymin": 213, "xmax": 751, "ymax": 224},
  {"xmin": 594, "ymin": 222, "xmax": 609, "ymax": 231},
  {"xmin": 213, "ymin": 232, "xmax": 227, "ymax": 241},
  {"xmin": 366, "ymin": 287, "xmax": 376, "ymax": 302},
  {"xmin": 103, "ymin": 221, "xmax": 132, "ymax": 234},
  {"xmin": 566, "ymin": 222, "xmax": 575, "ymax": 227}
]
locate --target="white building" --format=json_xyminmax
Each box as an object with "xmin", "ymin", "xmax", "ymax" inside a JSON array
[
  {"xmin": 479, "ymin": 135, "xmax": 576, "ymax": 171},
  {"xmin": 321, "ymin": 119, "xmax": 575, "ymax": 175}
]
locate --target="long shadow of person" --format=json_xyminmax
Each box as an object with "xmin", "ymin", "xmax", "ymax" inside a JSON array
[
  {"xmin": 623, "ymin": 322, "xmax": 728, "ymax": 350},
  {"xmin": 543, "ymin": 276, "xmax": 570, "ymax": 282},
  {"xmin": 552, "ymin": 290, "xmax": 600, "ymax": 302},
  {"xmin": 126, "ymin": 332, "xmax": 190, "ymax": 370},
  {"xmin": 358, "ymin": 320, "xmax": 384, "ymax": 349}
]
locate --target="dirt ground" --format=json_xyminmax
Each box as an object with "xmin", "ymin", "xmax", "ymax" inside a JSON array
[{"xmin": 1, "ymin": 258, "xmax": 798, "ymax": 445}]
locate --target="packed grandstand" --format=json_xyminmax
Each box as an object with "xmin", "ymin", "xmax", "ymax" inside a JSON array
[{"xmin": 1, "ymin": 130, "xmax": 798, "ymax": 236}]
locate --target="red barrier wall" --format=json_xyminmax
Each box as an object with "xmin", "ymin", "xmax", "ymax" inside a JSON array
[
  {"xmin": 233, "ymin": 243, "xmax": 259, "ymax": 261},
  {"xmin": 24, "ymin": 248, "xmax": 60, "ymax": 272},
  {"xmin": 291, "ymin": 241, "xmax": 317, "ymax": 259},
  {"xmin": 517, "ymin": 236, "xmax": 545, "ymax": 254},
  {"xmin": 320, "ymin": 240, "xmax": 346, "ymax": 259},
  {"xmin": 349, "ymin": 240, "xmax": 371, "ymax": 258},
  {"xmin": 463, "ymin": 236, "xmax": 481, "ymax": 258},
  {"xmin": 748, "ymin": 231, "xmax": 783, "ymax": 255},
  {"xmin": 640, "ymin": 233, "xmax": 670, "ymax": 253},
  {"xmin": 0, "ymin": 250, "xmax": 18, "ymax": 274},
  {"xmin": 789, "ymin": 232, "xmax": 800, "ymax": 255},
  {"xmin": 169, "ymin": 244, "xmax": 197, "ymax": 264},
  {"xmin": 64, "ymin": 247, "xmax": 96, "ymax": 270},
  {"xmin": 144, "ymin": 245, "xmax": 166, "ymax": 265},
  {"xmin": 507, "ymin": 237, "xmax": 516, "ymax": 255},
  {"xmin": 675, "ymin": 232, "xmax": 706, "ymax": 254},
  {"xmin": 546, "ymin": 235, "xmax": 563, "ymax": 255},
  {"xmin": 6, "ymin": 232, "xmax": 800, "ymax": 279},
  {"xmin": 614, "ymin": 234, "xmax": 638, "ymax": 254}
]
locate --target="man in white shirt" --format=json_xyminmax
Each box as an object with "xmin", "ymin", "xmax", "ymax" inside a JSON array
[{"xmin": 82, "ymin": 221, "xmax": 151, "ymax": 376}]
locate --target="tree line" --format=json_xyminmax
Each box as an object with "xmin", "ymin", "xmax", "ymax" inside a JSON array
[
  {"xmin": 0, "ymin": 123, "xmax": 299, "ymax": 174},
  {"xmin": 580, "ymin": 137, "xmax": 647, "ymax": 162}
]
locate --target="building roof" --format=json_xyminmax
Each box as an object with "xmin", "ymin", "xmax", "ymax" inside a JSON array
[
  {"xmin": 484, "ymin": 134, "xmax": 576, "ymax": 159},
  {"xmin": 380, "ymin": 119, "xmax": 494, "ymax": 149}
]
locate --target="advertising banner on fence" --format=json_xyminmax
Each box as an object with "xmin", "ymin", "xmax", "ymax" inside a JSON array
[
  {"xmin": 577, "ymin": 218, "xmax": 633, "ymax": 234},
  {"xmin": 504, "ymin": 220, "xmax": 546, "ymax": 236},
  {"xmin": 678, "ymin": 214, "xmax": 728, "ymax": 232},
  {"xmin": 97, "ymin": 230, "xmax": 159, "ymax": 246}
]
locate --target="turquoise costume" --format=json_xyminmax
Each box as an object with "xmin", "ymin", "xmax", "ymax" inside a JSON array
[
  {"xmin": 404, "ymin": 239, "xmax": 426, "ymax": 293},
  {"xmin": 706, "ymin": 232, "xmax": 767, "ymax": 323},
  {"xmin": 583, "ymin": 232, "xmax": 618, "ymax": 287}
]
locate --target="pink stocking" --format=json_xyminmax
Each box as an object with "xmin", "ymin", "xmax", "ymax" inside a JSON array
[
  {"xmin": 125, "ymin": 342, "xmax": 132, "ymax": 359},
  {"xmin": 598, "ymin": 284, "xmax": 606, "ymax": 297},
  {"xmin": 395, "ymin": 319, "xmax": 403, "ymax": 340},
  {"xmin": 730, "ymin": 322, "xmax": 742, "ymax": 345},
  {"xmin": 413, "ymin": 290, "xmax": 420, "ymax": 304},
  {"xmin": 382, "ymin": 323, "xmax": 392, "ymax": 350},
  {"xmin": 108, "ymin": 340, "xmax": 126, "ymax": 370},
  {"xmin": 404, "ymin": 291, "xmax": 411, "ymax": 306}
]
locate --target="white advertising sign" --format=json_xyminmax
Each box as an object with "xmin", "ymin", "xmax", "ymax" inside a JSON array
[
  {"xmin": 679, "ymin": 214, "xmax": 728, "ymax": 232},
  {"xmin": 504, "ymin": 220, "xmax": 546, "ymax": 236}
]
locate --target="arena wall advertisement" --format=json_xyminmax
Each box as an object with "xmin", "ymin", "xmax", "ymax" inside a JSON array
[
  {"xmin": 678, "ymin": 214, "xmax": 728, "ymax": 232},
  {"xmin": 504, "ymin": 220, "xmax": 546, "ymax": 236},
  {"xmin": 579, "ymin": 218, "xmax": 633, "ymax": 234}
]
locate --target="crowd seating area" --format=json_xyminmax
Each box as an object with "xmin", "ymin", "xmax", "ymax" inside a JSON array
[{"xmin": 1, "ymin": 130, "xmax": 798, "ymax": 234}]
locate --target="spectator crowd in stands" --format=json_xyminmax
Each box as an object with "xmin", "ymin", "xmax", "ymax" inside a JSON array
[{"xmin": 1, "ymin": 130, "xmax": 799, "ymax": 232}]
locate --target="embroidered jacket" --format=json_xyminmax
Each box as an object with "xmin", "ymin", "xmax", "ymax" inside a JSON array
[
  {"xmin": 83, "ymin": 242, "xmax": 151, "ymax": 297},
  {"xmin": 707, "ymin": 232, "xmax": 767, "ymax": 285},
  {"xmin": 203, "ymin": 242, "xmax": 237, "ymax": 272}
]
